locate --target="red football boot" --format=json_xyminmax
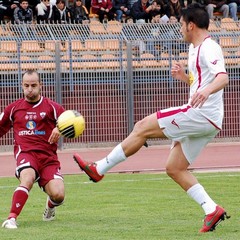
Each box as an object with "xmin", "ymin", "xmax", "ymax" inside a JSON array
[
  {"xmin": 73, "ymin": 153, "xmax": 104, "ymax": 183},
  {"xmin": 199, "ymin": 205, "xmax": 230, "ymax": 233}
]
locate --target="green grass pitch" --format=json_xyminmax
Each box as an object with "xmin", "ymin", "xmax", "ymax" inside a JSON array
[{"xmin": 1, "ymin": 172, "xmax": 240, "ymax": 240}]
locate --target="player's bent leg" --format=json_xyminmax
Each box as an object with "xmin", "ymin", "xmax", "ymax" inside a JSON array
[
  {"xmin": 43, "ymin": 179, "xmax": 65, "ymax": 221},
  {"xmin": 74, "ymin": 113, "xmax": 166, "ymax": 182},
  {"xmin": 166, "ymin": 143, "xmax": 230, "ymax": 232},
  {"xmin": 121, "ymin": 113, "xmax": 167, "ymax": 157},
  {"xmin": 165, "ymin": 142, "xmax": 197, "ymax": 191}
]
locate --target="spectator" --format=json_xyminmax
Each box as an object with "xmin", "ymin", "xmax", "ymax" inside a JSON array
[
  {"xmin": 35, "ymin": 0, "xmax": 53, "ymax": 23},
  {"xmin": 127, "ymin": 0, "xmax": 137, "ymax": 8},
  {"xmin": 83, "ymin": 0, "xmax": 91, "ymax": 13},
  {"xmin": 227, "ymin": 0, "xmax": 240, "ymax": 20},
  {"xmin": 130, "ymin": 0, "xmax": 153, "ymax": 23},
  {"xmin": 13, "ymin": 0, "xmax": 33, "ymax": 24},
  {"xmin": 0, "ymin": 0, "xmax": 19, "ymax": 23},
  {"xmin": 91, "ymin": 0, "xmax": 115, "ymax": 23},
  {"xmin": 186, "ymin": 0, "xmax": 206, "ymax": 5},
  {"xmin": 28, "ymin": 0, "xmax": 40, "ymax": 17},
  {"xmin": 150, "ymin": 0, "xmax": 165, "ymax": 18},
  {"xmin": 111, "ymin": 0, "xmax": 131, "ymax": 22},
  {"xmin": 205, "ymin": 0, "xmax": 229, "ymax": 19},
  {"xmin": 165, "ymin": 0, "xmax": 182, "ymax": 21},
  {"xmin": 71, "ymin": 0, "xmax": 89, "ymax": 24},
  {"xmin": 50, "ymin": 0, "xmax": 72, "ymax": 23}
]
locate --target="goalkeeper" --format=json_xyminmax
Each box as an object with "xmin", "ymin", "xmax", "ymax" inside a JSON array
[{"xmin": 1, "ymin": 70, "xmax": 65, "ymax": 229}]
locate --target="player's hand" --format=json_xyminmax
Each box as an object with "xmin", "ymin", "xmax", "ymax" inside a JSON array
[
  {"xmin": 171, "ymin": 62, "xmax": 185, "ymax": 80},
  {"xmin": 48, "ymin": 127, "xmax": 61, "ymax": 144},
  {"xmin": 190, "ymin": 90, "xmax": 210, "ymax": 108}
]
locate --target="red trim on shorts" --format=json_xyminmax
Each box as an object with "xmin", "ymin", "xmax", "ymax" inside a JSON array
[
  {"xmin": 215, "ymin": 72, "xmax": 228, "ymax": 77},
  {"xmin": 157, "ymin": 105, "xmax": 191, "ymax": 119}
]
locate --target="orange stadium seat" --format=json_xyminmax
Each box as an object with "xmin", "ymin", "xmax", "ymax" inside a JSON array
[
  {"xmin": 85, "ymin": 39, "xmax": 105, "ymax": 51},
  {"xmin": 21, "ymin": 40, "xmax": 44, "ymax": 52},
  {"xmin": 65, "ymin": 40, "xmax": 85, "ymax": 52},
  {"xmin": 106, "ymin": 20, "xmax": 122, "ymax": 34},
  {"xmin": 220, "ymin": 18, "xmax": 240, "ymax": 31},
  {"xmin": 101, "ymin": 54, "xmax": 120, "ymax": 68},
  {"xmin": 0, "ymin": 56, "xmax": 17, "ymax": 71},
  {"xmin": 20, "ymin": 56, "xmax": 37, "ymax": 70},
  {"xmin": 103, "ymin": 39, "xmax": 120, "ymax": 51},
  {"xmin": 38, "ymin": 55, "xmax": 56, "ymax": 70},
  {"xmin": 44, "ymin": 40, "xmax": 65, "ymax": 52},
  {"xmin": 0, "ymin": 41, "xmax": 18, "ymax": 53}
]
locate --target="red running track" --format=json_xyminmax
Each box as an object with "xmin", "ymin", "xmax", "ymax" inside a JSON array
[{"xmin": 0, "ymin": 142, "xmax": 239, "ymax": 178}]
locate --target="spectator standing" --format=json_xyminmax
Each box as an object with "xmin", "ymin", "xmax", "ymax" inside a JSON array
[
  {"xmin": 91, "ymin": 0, "xmax": 115, "ymax": 23},
  {"xmin": 50, "ymin": 0, "xmax": 72, "ymax": 23},
  {"xmin": 35, "ymin": 0, "xmax": 53, "ymax": 23},
  {"xmin": 111, "ymin": 0, "xmax": 131, "ymax": 22},
  {"xmin": 205, "ymin": 0, "xmax": 229, "ymax": 19},
  {"xmin": 13, "ymin": 0, "xmax": 33, "ymax": 24},
  {"xmin": 71, "ymin": 0, "xmax": 89, "ymax": 24}
]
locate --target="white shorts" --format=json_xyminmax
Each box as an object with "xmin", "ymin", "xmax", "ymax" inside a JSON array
[{"xmin": 157, "ymin": 105, "xmax": 220, "ymax": 164}]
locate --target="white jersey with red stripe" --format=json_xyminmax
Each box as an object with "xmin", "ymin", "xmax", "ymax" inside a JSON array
[{"xmin": 187, "ymin": 36, "xmax": 227, "ymax": 129}]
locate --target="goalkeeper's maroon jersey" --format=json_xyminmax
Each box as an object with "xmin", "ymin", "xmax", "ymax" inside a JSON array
[{"xmin": 0, "ymin": 96, "xmax": 65, "ymax": 154}]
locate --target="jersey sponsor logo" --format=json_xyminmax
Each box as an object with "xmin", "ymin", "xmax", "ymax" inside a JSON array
[
  {"xmin": 171, "ymin": 119, "xmax": 180, "ymax": 129},
  {"xmin": 210, "ymin": 60, "xmax": 219, "ymax": 65},
  {"xmin": 19, "ymin": 120, "xmax": 46, "ymax": 136},
  {"xmin": 26, "ymin": 120, "xmax": 36, "ymax": 130},
  {"xmin": 18, "ymin": 130, "xmax": 46, "ymax": 136}
]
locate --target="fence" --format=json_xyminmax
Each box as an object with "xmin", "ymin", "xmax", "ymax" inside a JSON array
[{"xmin": 0, "ymin": 20, "xmax": 239, "ymax": 151}]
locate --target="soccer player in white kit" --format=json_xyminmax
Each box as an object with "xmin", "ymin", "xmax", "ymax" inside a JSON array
[{"xmin": 74, "ymin": 3, "xmax": 230, "ymax": 233}]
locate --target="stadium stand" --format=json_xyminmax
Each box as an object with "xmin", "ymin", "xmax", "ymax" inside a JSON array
[{"xmin": 0, "ymin": 20, "xmax": 239, "ymax": 150}]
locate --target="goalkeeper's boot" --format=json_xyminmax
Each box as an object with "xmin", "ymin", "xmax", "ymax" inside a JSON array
[
  {"xmin": 43, "ymin": 197, "xmax": 56, "ymax": 221},
  {"xmin": 2, "ymin": 218, "xmax": 17, "ymax": 229},
  {"xmin": 199, "ymin": 205, "xmax": 230, "ymax": 233},
  {"xmin": 73, "ymin": 153, "xmax": 104, "ymax": 182}
]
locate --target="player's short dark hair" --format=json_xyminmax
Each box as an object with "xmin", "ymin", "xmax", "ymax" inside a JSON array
[
  {"xmin": 181, "ymin": 3, "xmax": 209, "ymax": 29},
  {"xmin": 22, "ymin": 70, "xmax": 41, "ymax": 82}
]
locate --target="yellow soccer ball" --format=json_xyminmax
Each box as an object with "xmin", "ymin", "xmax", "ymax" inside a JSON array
[{"xmin": 57, "ymin": 110, "xmax": 85, "ymax": 138}]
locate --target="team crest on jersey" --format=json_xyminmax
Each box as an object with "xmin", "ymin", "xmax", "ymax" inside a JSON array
[{"xmin": 40, "ymin": 112, "xmax": 46, "ymax": 118}]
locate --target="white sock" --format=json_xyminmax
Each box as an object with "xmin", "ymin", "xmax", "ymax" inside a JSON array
[
  {"xmin": 187, "ymin": 183, "xmax": 217, "ymax": 215},
  {"xmin": 96, "ymin": 144, "xmax": 127, "ymax": 175}
]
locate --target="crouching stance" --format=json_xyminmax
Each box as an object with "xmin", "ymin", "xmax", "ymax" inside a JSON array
[{"xmin": 1, "ymin": 70, "xmax": 65, "ymax": 229}]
